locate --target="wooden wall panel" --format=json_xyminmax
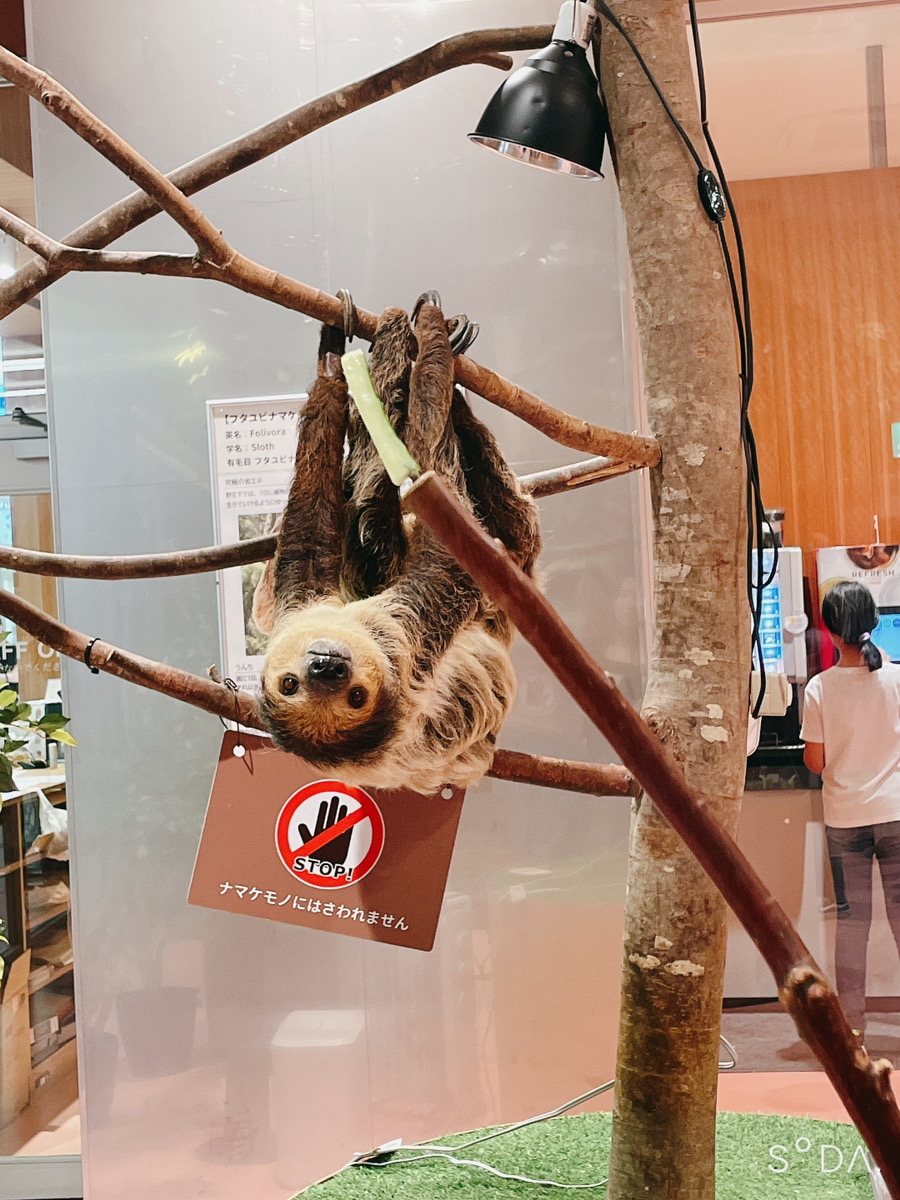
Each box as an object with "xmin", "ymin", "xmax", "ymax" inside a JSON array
[{"xmin": 730, "ymin": 168, "xmax": 900, "ymax": 583}]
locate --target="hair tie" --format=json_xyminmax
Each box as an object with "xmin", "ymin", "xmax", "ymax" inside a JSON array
[
  {"xmin": 859, "ymin": 632, "xmax": 871, "ymax": 644},
  {"xmin": 83, "ymin": 636, "xmax": 101, "ymax": 674}
]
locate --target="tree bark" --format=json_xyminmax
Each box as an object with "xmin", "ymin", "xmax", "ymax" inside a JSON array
[{"xmin": 597, "ymin": 2, "xmax": 751, "ymax": 1197}]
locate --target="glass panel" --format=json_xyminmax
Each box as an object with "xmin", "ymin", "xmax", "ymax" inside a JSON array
[{"xmin": 27, "ymin": 1, "xmax": 645, "ymax": 1196}]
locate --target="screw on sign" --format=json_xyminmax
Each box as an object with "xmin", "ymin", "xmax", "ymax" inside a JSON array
[{"xmin": 275, "ymin": 779, "xmax": 385, "ymax": 889}]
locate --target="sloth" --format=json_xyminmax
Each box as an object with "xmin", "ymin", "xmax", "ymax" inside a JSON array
[{"xmin": 254, "ymin": 295, "xmax": 541, "ymax": 795}]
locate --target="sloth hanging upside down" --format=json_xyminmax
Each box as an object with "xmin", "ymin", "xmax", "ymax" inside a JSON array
[{"xmin": 253, "ymin": 295, "xmax": 541, "ymax": 795}]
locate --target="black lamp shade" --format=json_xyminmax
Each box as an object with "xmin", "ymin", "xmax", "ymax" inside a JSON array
[{"xmin": 468, "ymin": 41, "xmax": 608, "ymax": 179}]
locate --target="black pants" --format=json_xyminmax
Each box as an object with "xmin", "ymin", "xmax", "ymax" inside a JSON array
[{"xmin": 826, "ymin": 820, "xmax": 900, "ymax": 1031}]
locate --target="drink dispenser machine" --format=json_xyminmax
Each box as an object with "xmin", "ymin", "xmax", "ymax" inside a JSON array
[{"xmin": 751, "ymin": 546, "xmax": 808, "ymax": 725}]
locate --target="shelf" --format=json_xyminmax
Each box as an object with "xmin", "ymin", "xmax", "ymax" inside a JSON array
[
  {"xmin": 28, "ymin": 961, "xmax": 73, "ymax": 997},
  {"xmin": 1, "ymin": 760, "xmax": 75, "ymax": 1148},
  {"xmin": 26, "ymin": 899, "xmax": 69, "ymax": 932},
  {"xmin": 9, "ymin": 767, "xmax": 66, "ymax": 797}
]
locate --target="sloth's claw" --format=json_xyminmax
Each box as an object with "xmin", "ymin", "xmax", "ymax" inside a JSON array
[
  {"xmin": 448, "ymin": 316, "xmax": 479, "ymax": 356},
  {"xmin": 412, "ymin": 290, "xmax": 441, "ymax": 325}
]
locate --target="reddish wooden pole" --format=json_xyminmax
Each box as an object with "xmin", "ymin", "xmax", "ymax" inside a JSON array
[{"xmin": 404, "ymin": 468, "xmax": 900, "ymax": 1198}]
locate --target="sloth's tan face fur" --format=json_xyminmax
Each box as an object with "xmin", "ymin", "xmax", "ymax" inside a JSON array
[{"xmin": 260, "ymin": 603, "xmax": 401, "ymax": 766}]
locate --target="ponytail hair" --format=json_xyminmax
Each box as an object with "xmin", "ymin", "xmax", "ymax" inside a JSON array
[{"xmin": 821, "ymin": 580, "xmax": 883, "ymax": 671}]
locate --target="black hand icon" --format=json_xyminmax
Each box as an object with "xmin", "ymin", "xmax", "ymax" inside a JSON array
[{"xmin": 298, "ymin": 795, "xmax": 352, "ymax": 865}]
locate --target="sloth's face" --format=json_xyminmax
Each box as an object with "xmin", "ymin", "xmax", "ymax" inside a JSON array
[{"xmin": 260, "ymin": 607, "xmax": 400, "ymax": 765}]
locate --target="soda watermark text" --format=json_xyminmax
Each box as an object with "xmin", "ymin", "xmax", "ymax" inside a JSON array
[{"xmin": 769, "ymin": 1136, "xmax": 874, "ymax": 1175}]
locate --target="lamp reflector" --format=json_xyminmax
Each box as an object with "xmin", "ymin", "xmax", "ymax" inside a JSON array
[{"xmin": 468, "ymin": 39, "xmax": 608, "ymax": 180}]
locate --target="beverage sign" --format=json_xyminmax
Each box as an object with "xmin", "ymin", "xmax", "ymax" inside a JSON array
[{"xmin": 189, "ymin": 732, "xmax": 465, "ymax": 952}]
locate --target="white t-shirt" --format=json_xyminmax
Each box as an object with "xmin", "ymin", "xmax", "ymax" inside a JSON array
[{"xmin": 801, "ymin": 662, "xmax": 900, "ymax": 827}]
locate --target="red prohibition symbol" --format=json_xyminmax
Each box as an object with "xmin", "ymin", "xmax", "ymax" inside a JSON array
[{"xmin": 275, "ymin": 779, "xmax": 385, "ymax": 890}]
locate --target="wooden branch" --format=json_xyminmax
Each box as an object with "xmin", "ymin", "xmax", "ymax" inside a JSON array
[
  {"xmin": 0, "ymin": 537, "xmax": 278, "ymax": 579},
  {"xmin": 402, "ymin": 469, "xmax": 900, "ymax": 1197},
  {"xmin": 0, "ymin": 36, "xmax": 659, "ymax": 466},
  {"xmin": 34, "ymin": 238, "xmax": 659, "ymax": 461},
  {"xmin": 0, "ymin": 586, "xmax": 637, "ymax": 798},
  {"xmin": 0, "ymin": 48, "xmax": 229, "ymax": 264},
  {"xmin": 0, "ymin": 587, "xmax": 262, "ymax": 728},
  {"xmin": 520, "ymin": 455, "xmax": 640, "ymax": 497},
  {"xmin": 488, "ymin": 749, "xmax": 638, "ymax": 796},
  {"xmin": 0, "ymin": 27, "xmax": 552, "ymax": 315},
  {"xmin": 453, "ymin": 359, "xmax": 658, "ymax": 465},
  {"xmin": 0, "ymin": 457, "xmax": 643, "ymax": 583}
]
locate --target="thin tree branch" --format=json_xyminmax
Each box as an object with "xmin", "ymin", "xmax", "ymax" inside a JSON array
[
  {"xmin": 488, "ymin": 749, "xmax": 638, "ymax": 796},
  {"xmin": 0, "ymin": 457, "xmax": 641, "ymax": 582},
  {"xmin": 0, "ymin": 587, "xmax": 262, "ymax": 727},
  {"xmin": 0, "ymin": 48, "xmax": 230, "ymax": 264},
  {"xmin": 0, "ymin": 586, "xmax": 637, "ymax": 798},
  {"xmin": 0, "ymin": 27, "xmax": 552, "ymax": 315},
  {"xmin": 402, "ymin": 469, "xmax": 900, "ymax": 1197},
  {"xmin": 520, "ymin": 455, "xmax": 640, "ymax": 496},
  {"xmin": 0, "ymin": 35, "xmax": 660, "ymax": 466},
  {"xmin": 20, "ymin": 231, "xmax": 659, "ymax": 460},
  {"xmin": 0, "ymin": 537, "xmax": 278, "ymax": 579}
]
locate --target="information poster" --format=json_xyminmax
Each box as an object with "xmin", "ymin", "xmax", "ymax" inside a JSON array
[{"xmin": 207, "ymin": 395, "xmax": 305, "ymax": 693}]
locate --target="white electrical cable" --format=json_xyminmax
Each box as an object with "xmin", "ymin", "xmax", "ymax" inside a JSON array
[
  {"xmin": 348, "ymin": 1079, "xmax": 615, "ymax": 1188},
  {"xmin": 357, "ymin": 1149, "xmax": 608, "ymax": 1190},
  {"xmin": 346, "ymin": 1039, "xmax": 738, "ymax": 1188}
]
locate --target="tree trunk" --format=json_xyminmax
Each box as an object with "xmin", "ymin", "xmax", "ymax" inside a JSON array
[{"xmin": 598, "ymin": 1, "xmax": 752, "ymax": 1196}]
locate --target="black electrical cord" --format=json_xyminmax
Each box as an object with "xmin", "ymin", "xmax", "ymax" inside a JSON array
[{"xmin": 591, "ymin": 0, "xmax": 775, "ymax": 714}]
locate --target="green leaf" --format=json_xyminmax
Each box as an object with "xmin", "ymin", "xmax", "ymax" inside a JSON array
[
  {"xmin": 0, "ymin": 706, "xmax": 20, "ymax": 726},
  {"xmin": 37, "ymin": 713, "xmax": 70, "ymax": 733},
  {"xmin": 0, "ymin": 755, "xmax": 16, "ymax": 793},
  {"xmin": 13, "ymin": 702, "xmax": 32, "ymax": 722},
  {"xmin": 0, "ymin": 688, "xmax": 17, "ymax": 709},
  {"xmin": 48, "ymin": 729, "xmax": 77, "ymax": 747},
  {"xmin": 2, "ymin": 738, "xmax": 28, "ymax": 754}
]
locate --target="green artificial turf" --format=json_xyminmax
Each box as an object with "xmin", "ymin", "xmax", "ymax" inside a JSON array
[{"xmin": 295, "ymin": 1112, "xmax": 882, "ymax": 1200}]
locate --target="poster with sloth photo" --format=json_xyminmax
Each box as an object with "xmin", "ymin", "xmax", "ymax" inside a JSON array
[{"xmin": 207, "ymin": 395, "xmax": 305, "ymax": 693}]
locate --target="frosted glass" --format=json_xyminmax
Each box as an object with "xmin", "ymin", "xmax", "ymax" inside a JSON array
[{"xmin": 27, "ymin": 2, "xmax": 646, "ymax": 1196}]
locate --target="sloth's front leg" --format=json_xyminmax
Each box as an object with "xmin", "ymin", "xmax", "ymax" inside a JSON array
[
  {"xmin": 272, "ymin": 323, "xmax": 348, "ymax": 612},
  {"xmin": 341, "ymin": 307, "xmax": 415, "ymax": 599}
]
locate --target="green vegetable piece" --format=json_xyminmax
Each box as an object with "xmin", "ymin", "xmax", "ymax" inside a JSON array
[{"xmin": 341, "ymin": 349, "xmax": 420, "ymax": 487}]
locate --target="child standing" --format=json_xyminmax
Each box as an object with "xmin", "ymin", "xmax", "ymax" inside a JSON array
[{"xmin": 801, "ymin": 580, "xmax": 900, "ymax": 1035}]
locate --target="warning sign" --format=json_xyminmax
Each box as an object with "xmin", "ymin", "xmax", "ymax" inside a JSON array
[
  {"xmin": 188, "ymin": 732, "xmax": 465, "ymax": 951},
  {"xmin": 275, "ymin": 780, "xmax": 385, "ymax": 889}
]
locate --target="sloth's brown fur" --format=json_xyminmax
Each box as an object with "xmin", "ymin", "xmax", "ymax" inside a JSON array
[{"xmin": 255, "ymin": 300, "xmax": 541, "ymax": 795}]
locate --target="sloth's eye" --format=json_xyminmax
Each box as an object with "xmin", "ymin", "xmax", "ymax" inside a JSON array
[
  {"xmin": 280, "ymin": 675, "xmax": 300, "ymax": 696},
  {"xmin": 347, "ymin": 686, "xmax": 368, "ymax": 709}
]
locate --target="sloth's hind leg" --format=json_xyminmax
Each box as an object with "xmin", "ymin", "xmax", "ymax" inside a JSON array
[{"xmin": 451, "ymin": 392, "xmax": 542, "ymax": 577}]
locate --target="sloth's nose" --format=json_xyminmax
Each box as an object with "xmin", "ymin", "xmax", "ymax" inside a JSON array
[{"xmin": 305, "ymin": 640, "xmax": 352, "ymax": 689}]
